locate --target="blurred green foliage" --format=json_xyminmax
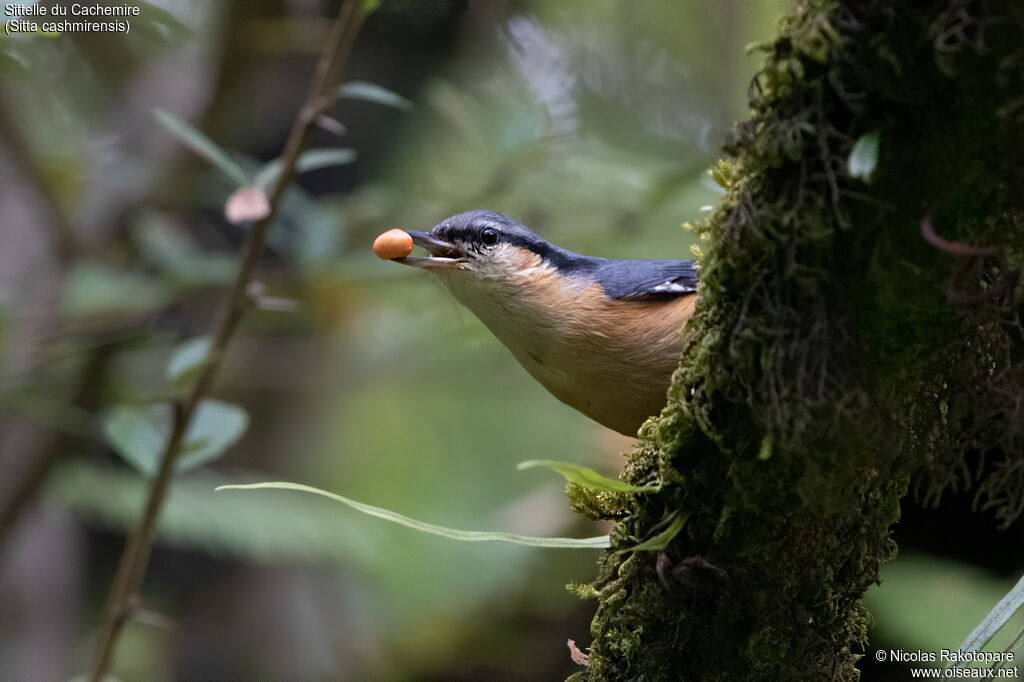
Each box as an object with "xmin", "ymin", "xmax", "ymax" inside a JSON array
[{"xmin": 866, "ymin": 554, "xmax": 1024, "ymax": 669}]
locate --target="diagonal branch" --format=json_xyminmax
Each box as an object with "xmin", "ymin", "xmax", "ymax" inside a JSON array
[{"xmin": 87, "ymin": 3, "xmax": 367, "ymax": 679}]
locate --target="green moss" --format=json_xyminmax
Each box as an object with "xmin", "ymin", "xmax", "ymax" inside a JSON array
[{"xmin": 574, "ymin": 1, "xmax": 1024, "ymax": 679}]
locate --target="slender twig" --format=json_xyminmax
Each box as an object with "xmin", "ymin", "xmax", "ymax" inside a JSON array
[
  {"xmin": 920, "ymin": 214, "xmax": 1020, "ymax": 306},
  {"xmin": 920, "ymin": 213, "xmax": 1000, "ymax": 257},
  {"xmin": 87, "ymin": 3, "xmax": 367, "ymax": 679}
]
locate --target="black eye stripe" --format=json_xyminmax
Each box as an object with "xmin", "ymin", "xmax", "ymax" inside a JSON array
[{"xmin": 435, "ymin": 224, "xmax": 501, "ymax": 246}]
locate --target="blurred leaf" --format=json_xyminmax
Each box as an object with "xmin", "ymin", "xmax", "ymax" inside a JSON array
[
  {"xmin": 217, "ymin": 482, "xmax": 611, "ymax": 549},
  {"xmin": 296, "ymin": 148, "xmax": 358, "ymax": 172},
  {"xmin": 619, "ymin": 515, "xmax": 686, "ymax": 553},
  {"xmin": 152, "ymin": 107, "xmax": 250, "ymax": 188},
  {"xmin": 134, "ymin": 213, "xmax": 195, "ymax": 263},
  {"xmin": 517, "ymin": 459, "xmax": 656, "ymax": 493},
  {"xmin": 224, "ymin": 186, "xmax": 271, "ymax": 224},
  {"xmin": 133, "ymin": 215, "xmax": 236, "ymax": 288},
  {"xmin": 47, "ymin": 462, "xmax": 379, "ymax": 564},
  {"xmin": 315, "ymin": 114, "xmax": 347, "ymax": 137},
  {"xmin": 362, "ymin": 0, "xmax": 380, "ymax": 14},
  {"xmin": 178, "ymin": 400, "xmax": 249, "ymax": 472},
  {"xmin": 103, "ymin": 399, "xmax": 249, "ymax": 477},
  {"xmin": 337, "ymin": 81, "xmax": 412, "ymax": 111},
  {"xmin": 254, "ymin": 148, "xmax": 357, "ymax": 191},
  {"xmin": 103, "ymin": 404, "xmax": 169, "ymax": 477},
  {"xmin": 951, "ymin": 573, "xmax": 1024, "ymax": 668},
  {"xmin": 166, "ymin": 336, "xmax": 213, "ymax": 390},
  {"xmin": 0, "ymin": 46, "xmax": 30, "ymax": 73},
  {"xmin": 848, "ymin": 130, "xmax": 880, "ymax": 181},
  {"xmin": 63, "ymin": 263, "xmax": 169, "ymax": 318}
]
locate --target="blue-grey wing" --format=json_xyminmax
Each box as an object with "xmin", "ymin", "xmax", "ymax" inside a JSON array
[{"xmin": 594, "ymin": 259, "xmax": 698, "ymax": 301}]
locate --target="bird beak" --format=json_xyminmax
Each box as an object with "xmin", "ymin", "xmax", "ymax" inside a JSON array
[{"xmin": 397, "ymin": 231, "xmax": 466, "ymax": 269}]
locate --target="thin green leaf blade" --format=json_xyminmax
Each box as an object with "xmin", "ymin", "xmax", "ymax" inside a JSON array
[
  {"xmin": 951, "ymin": 572, "xmax": 1024, "ymax": 668},
  {"xmin": 296, "ymin": 148, "xmax": 358, "ymax": 173},
  {"xmin": 517, "ymin": 459, "xmax": 655, "ymax": 493},
  {"xmin": 619, "ymin": 515, "xmax": 687, "ymax": 554},
  {"xmin": 336, "ymin": 81, "xmax": 412, "ymax": 111},
  {"xmin": 216, "ymin": 481, "xmax": 610, "ymax": 549},
  {"xmin": 153, "ymin": 107, "xmax": 250, "ymax": 188},
  {"xmin": 848, "ymin": 130, "xmax": 880, "ymax": 181},
  {"xmin": 253, "ymin": 148, "xmax": 357, "ymax": 190},
  {"xmin": 166, "ymin": 336, "xmax": 213, "ymax": 390}
]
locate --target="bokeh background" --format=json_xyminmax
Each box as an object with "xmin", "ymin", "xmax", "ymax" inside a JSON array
[{"xmin": 1, "ymin": 1, "xmax": 1022, "ymax": 680}]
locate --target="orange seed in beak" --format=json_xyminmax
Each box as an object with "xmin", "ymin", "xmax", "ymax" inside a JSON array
[{"xmin": 373, "ymin": 228, "xmax": 414, "ymax": 260}]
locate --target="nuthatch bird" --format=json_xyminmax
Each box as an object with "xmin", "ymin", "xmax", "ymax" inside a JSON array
[{"xmin": 384, "ymin": 210, "xmax": 698, "ymax": 436}]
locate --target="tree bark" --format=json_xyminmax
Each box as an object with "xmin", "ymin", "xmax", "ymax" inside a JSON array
[{"xmin": 573, "ymin": 1, "xmax": 1024, "ymax": 679}]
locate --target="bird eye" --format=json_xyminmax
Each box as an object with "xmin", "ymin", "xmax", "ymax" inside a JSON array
[{"xmin": 481, "ymin": 227, "xmax": 499, "ymax": 245}]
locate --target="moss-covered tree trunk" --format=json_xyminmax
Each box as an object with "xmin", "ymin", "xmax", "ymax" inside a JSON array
[{"xmin": 572, "ymin": 1, "xmax": 1024, "ymax": 679}]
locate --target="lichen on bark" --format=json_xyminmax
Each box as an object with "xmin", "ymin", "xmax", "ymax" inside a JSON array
[{"xmin": 571, "ymin": 1, "xmax": 1024, "ymax": 680}]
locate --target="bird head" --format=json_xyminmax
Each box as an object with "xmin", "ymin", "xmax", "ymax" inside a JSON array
[
  {"xmin": 398, "ymin": 211, "xmax": 548, "ymax": 270},
  {"xmin": 395, "ymin": 210, "xmax": 578, "ymax": 311}
]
